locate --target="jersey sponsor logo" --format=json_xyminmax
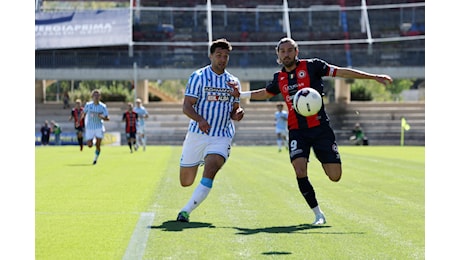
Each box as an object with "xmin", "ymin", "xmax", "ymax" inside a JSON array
[
  {"xmin": 207, "ymin": 94, "xmax": 230, "ymax": 101},
  {"xmin": 204, "ymin": 86, "xmax": 233, "ymax": 94}
]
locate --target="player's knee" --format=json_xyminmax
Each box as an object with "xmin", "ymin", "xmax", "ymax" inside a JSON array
[
  {"xmin": 180, "ymin": 180, "xmax": 193, "ymax": 187},
  {"xmin": 328, "ymin": 172, "xmax": 341, "ymax": 182}
]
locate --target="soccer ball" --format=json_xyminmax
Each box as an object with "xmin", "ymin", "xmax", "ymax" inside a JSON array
[{"xmin": 292, "ymin": 88, "xmax": 322, "ymax": 116}]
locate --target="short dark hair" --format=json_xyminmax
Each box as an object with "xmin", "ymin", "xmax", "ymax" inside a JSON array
[{"xmin": 210, "ymin": 38, "xmax": 232, "ymax": 54}]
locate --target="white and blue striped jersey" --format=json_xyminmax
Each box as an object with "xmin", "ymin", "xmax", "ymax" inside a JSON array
[
  {"xmin": 185, "ymin": 65, "xmax": 241, "ymax": 138},
  {"xmin": 83, "ymin": 101, "xmax": 109, "ymax": 130},
  {"xmin": 133, "ymin": 106, "xmax": 148, "ymax": 127}
]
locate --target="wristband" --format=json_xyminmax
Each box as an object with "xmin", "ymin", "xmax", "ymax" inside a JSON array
[{"xmin": 240, "ymin": 91, "xmax": 251, "ymax": 99}]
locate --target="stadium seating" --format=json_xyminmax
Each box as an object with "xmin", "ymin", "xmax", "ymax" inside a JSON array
[{"xmin": 35, "ymin": 101, "xmax": 425, "ymax": 146}]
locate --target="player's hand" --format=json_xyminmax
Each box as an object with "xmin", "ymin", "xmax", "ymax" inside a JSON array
[
  {"xmin": 375, "ymin": 74, "xmax": 393, "ymax": 86},
  {"xmin": 198, "ymin": 119, "xmax": 211, "ymax": 134},
  {"xmin": 231, "ymin": 107, "xmax": 244, "ymax": 121},
  {"xmin": 227, "ymin": 81, "xmax": 240, "ymax": 98}
]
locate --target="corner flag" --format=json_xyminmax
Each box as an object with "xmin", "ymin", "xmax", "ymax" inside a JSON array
[
  {"xmin": 400, "ymin": 117, "xmax": 411, "ymax": 146},
  {"xmin": 401, "ymin": 117, "xmax": 411, "ymax": 131}
]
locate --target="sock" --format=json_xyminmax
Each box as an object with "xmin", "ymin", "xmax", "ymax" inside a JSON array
[
  {"xmin": 297, "ymin": 176, "xmax": 318, "ymax": 209},
  {"xmin": 277, "ymin": 139, "xmax": 282, "ymax": 149},
  {"xmin": 143, "ymin": 137, "xmax": 146, "ymax": 148},
  {"xmin": 181, "ymin": 179, "xmax": 213, "ymax": 213},
  {"xmin": 78, "ymin": 137, "xmax": 83, "ymax": 146},
  {"xmin": 94, "ymin": 150, "xmax": 100, "ymax": 161},
  {"xmin": 312, "ymin": 206, "xmax": 323, "ymax": 216},
  {"xmin": 128, "ymin": 142, "xmax": 132, "ymax": 150}
]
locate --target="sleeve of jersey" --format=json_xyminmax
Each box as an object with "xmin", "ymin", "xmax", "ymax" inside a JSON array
[
  {"xmin": 327, "ymin": 66, "xmax": 337, "ymax": 77},
  {"xmin": 313, "ymin": 58, "xmax": 337, "ymax": 77},
  {"xmin": 265, "ymin": 74, "xmax": 281, "ymax": 95},
  {"xmin": 185, "ymin": 73, "xmax": 201, "ymax": 98}
]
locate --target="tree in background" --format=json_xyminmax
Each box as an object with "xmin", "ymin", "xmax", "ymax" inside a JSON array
[{"xmin": 350, "ymin": 79, "xmax": 415, "ymax": 101}]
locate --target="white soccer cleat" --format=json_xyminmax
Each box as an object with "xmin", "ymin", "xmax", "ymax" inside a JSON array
[{"xmin": 312, "ymin": 213, "xmax": 326, "ymax": 225}]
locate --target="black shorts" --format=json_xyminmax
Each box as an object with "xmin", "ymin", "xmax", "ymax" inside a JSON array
[
  {"xmin": 126, "ymin": 131, "xmax": 136, "ymax": 139},
  {"xmin": 288, "ymin": 124, "xmax": 341, "ymax": 164},
  {"xmin": 75, "ymin": 126, "xmax": 84, "ymax": 133}
]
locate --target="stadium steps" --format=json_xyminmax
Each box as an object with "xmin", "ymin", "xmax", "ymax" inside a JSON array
[{"xmin": 35, "ymin": 101, "xmax": 425, "ymax": 146}]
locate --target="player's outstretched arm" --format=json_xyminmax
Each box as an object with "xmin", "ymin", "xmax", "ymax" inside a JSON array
[{"xmin": 335, "ymin": 67, "xmax": 393, "ymax": 86}]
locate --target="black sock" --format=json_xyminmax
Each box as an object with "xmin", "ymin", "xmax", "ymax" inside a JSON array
[
  {"xmin": 128, "ymin": 142, "xmax": 132, "ymax": 150},
  {"xmin": 78, "ymin": 137, "xmax": 83, "ymax": 146},
  {"xmin": 297, "ymin": 176, "xmax": 318, "ymax": 209}
]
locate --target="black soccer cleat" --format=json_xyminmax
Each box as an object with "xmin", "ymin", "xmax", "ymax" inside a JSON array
[{"xmin": 176, "ymin": 211, "xmax": 189, "ymax": 222}]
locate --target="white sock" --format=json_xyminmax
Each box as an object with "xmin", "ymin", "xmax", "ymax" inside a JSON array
[
  {"xmin": 182, "ymin": 183, "xmax": 211, "ymax": 214},
  {"xmin": 312, "ymin": 206, "xmax": 323, "ymax": 216},
  {"xmin": 277, "ymin": 139, "xmax": 282, "ymax": 149}
]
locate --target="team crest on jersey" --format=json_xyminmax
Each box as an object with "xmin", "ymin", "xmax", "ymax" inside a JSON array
[{"xmin": 297, "ymin": 70, "xmax": 306, "ymax": 79}]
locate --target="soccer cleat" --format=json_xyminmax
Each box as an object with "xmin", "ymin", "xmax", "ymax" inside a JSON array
[
  {"xmin": 176, "ymin": 211, "xmax": 190, "ymax": 222},
  {"xmin": 93, "ymin": 160, "xmax": 97, "ymax": 165},
  {"xmin": 312, "ymin": 213, "xmax": 326, "ymax": 225}
]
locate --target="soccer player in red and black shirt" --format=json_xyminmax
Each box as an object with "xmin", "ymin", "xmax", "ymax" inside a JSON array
[
  {"xmin": 233, "ymin": 37, "xmax": 392, "ymax": 225},
  {"xmin": 68, "ymin": 99, "xmax": 85, "ymax": 151},
  {"xmin": 122, "ymin": 102, "xmax": 138, "ymax": 153}
]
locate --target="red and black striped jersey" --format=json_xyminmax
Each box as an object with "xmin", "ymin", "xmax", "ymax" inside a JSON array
[
  {"xmin": 122, "ymin": 111, "xmax": 138, "ymax": 132},
  {"xmin": 265, "ymin": 58, "xmax": 336, "ymax": 130},
  {"xmin": 70, "ymin": 107, "xmax": 85, "ymax": 128}
]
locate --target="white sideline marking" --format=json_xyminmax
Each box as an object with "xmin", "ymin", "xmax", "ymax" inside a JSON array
[{"xmin": 122, "ymin": 212, "xmax": 155, "ymax": 260}]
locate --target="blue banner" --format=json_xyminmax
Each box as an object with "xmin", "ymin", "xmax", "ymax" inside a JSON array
[{"xmin": 35, "ymin": 9, "xmax": 131, "ymax": 50}]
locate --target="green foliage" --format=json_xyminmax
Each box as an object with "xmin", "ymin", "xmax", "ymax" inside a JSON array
[
  {"xmin": 36, "ymin": 146, "xmax": 425, "ymax": 259},
  {"xmin": 50, "ymin": 80, "xmax": 134, "ymax": 103},
  {"xmin": 350, "ymin": 79, "xmax": 414, "ymax": 102},
  {"xmin": 350, "ymin": 84, "xmax": 373, "ymax": 101},
  {"xmin": 152, "ymin": 79, "xmax": 187, "ymax": 100}
]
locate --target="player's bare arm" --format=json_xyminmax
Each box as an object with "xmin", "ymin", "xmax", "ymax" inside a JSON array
[
  {"xmin": 183, "ymin": 95, "xmax": 211, "ymax": 134},
  {"xmin": 230, "ymin": 87, "xmax": 274, "ymax": 100},
  {"xmin": 335, "ymin": 67, "xmax": 393, "ymax": 86}
]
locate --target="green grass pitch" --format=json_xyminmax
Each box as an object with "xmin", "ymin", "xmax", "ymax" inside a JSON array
[{"xmin": 35, "ymin": 145, "xmax": 424, "ymax": 259}]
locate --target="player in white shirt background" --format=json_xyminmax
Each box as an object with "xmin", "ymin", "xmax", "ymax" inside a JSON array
[{"xmin": 133, "ymin": 98, "xmax": 149, "ymax": 151}]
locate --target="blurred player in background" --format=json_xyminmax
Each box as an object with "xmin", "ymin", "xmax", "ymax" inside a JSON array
[
  {"xmin": 176, "ymin": 38, "xmax": 244, "ymax": 223},
  {"xmin": 274, "ymin": 102, "xmax": 288, "ymax": 152},
  {"xmin": 50, "ymin": 120, "xmax": 62, "ymax": 146},
  {"xmin": 122, "ymin": 102, "xmax": 138, "ymax": 153},
  {"xmin": 80, "ymin": 89, "xmax": 110, "ymax": 165},
  {"xmin": 69, "ymin": 99, "xmax": 85, "ymax": 151},
  {"xmin": 133, "ymin": 98, "xmax": 149, "ymax": 151},
  {"xmin": 233, "ymin": 37, "xmax": 392, "ymax": 225},
  {"xmin": 40, "ymin": 120, "xmax": 51, "ymax": 146}
]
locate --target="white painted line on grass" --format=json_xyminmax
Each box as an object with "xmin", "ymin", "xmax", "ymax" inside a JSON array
[{"xmin": 122, "ymin": 212, "xmax": 155, "ymax": 260}]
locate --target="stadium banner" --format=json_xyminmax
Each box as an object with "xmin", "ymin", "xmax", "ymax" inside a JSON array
[
  {"xmin": 35, "ymin": 131, "xmax": 121, "ymax": 146},
  {"xmin": 35, "ymin": 9, "xmax": 131, "ymax": 50}
]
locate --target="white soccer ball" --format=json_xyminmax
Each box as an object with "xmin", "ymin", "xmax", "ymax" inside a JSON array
[{"xmin": 292, "ymin": 88, "xmax": 322, "ymax": 116}]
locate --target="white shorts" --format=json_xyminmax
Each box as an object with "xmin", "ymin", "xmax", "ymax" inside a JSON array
[
  {"xmin": 137, "ymin": 125, "xmax": 145, "ymax": 135},
  {"xmin": 180, "ymin": 132, "xmax": 232, "ymax": 167},
  {"xmin": 275, "ymin": 128, "xmax": 288, "ymax": 136},
  {"xmin": 85, "ymin": 128, "xmax": 104, "ymax": 141}
]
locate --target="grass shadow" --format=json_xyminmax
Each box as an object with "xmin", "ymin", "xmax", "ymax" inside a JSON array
[
  {"xmin": 149, "ymin": 220, "xmax": 216, "ymax": 232},
  {"xmin": 231, "ymin": 223, "xmax": 331, "ymax": 235}
]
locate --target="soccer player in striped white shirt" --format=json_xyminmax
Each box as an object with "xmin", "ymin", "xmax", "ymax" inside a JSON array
[
  {"xmin": 176, "ymin": 38, "xmax": 245, "ymax": 223},
  {"xmin": 80, "ymin": 89, "xmax": 110, "ymax": 165}
]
